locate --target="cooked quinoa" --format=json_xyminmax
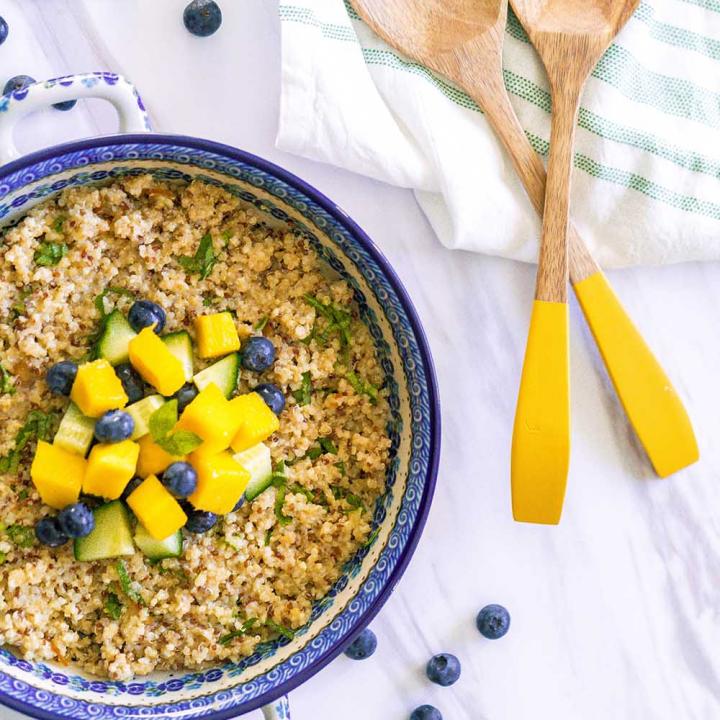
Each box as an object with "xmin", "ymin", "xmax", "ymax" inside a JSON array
[{"xmin": 0, "ymin": 175, "xmax": 390, "ymax": 679}]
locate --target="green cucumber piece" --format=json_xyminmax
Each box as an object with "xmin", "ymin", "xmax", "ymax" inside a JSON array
[
  {"xmin": 53, "ymin": 402, "xmax": 95, "ymax": 456},
  {"xmin": 162, "ymin": 331, "xmax": 194, "ymax": 382},
  {"xmin": 233, "ymin": 442, "xmax": 273, "ymax": 501},
  {"xmin": 97, "ymin": 309, "xmax": 137, "ymax": 366},
  {"xmin": 74, "ymin": 501, "xmax": 135, "ymax": 561},
  {"xmin": 126, "ymin": 395, "xmax": 165, "ymax": 440},
  {"xmin": 134, "ymin": 523, "xmax": 183, "ymax": 560},
  {"xmin": 193, "ymin": 353, "xmax": 239, "ymax": 398}
]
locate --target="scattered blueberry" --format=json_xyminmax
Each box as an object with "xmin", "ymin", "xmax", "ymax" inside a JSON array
[
  {"xmin": 115, "ymin": 363, "xmax": 145, "ymax": 404},
  {"xmin": 426, "ymin": 653, "xmax": 461, "ymax": 687},
  {"xmin": 162, "ymin": 462, "xmax": 197, "ymax": 498},
  {"xmin": 254, "ymin": 383, "xmax": 285, "ymax": 415},
  {"xmin": 183, "ymin": 0, "xmax": 222, "ymax": 37},
  {"xmin": 183, "ymin": 506, "xmax": 218, "ymax": 533},
  {"xmin": 476, "ymin": 603, "xmax": 511, "ymax": 640},
  {"xmin": 34, "ymin": 516, "xmax": 68, "ymax": 547},
  {"xmin": 232, "ymin": 495, "xmax": 245, "ymax": 512},
  {"xmin": 241, "ymin": 337, "xmax": 276, "ymax": 372},
  {"xmin": 46, "ymin": 360, "xmax": 78, "ymax": 396},
  {"xmin": 52, "ymin": 98, "xmax": 76, "ymax": 112},
  {"xmin": 3, "ymin": 74, "xmax": 34, "ymax": 96},
  {"xmin": 0, "ymin": 17, "xmax": 8, "ymax": 46},
  {"xmin": 57, "ymin": 502, "xmax": 95, "ymax": 539},
  {"xmin": 410, "ymin": 706, "xmax": 442, "ymax": 720},
  {"xmin": 344, "ymin": 628, "xmax": 377, "ymax": 660},
  {"xmin": 128, "ymin": 300, "xmax": 166, "ymax": 334},
  {"xmin": 121, "ymin": 476, "xmax": 144, "ymax": 501},
  {"xmin": 94, "ymin": 410, "xmax": 134, "ymax": 443},
  {"xmin": 173, "ymin": 382, "xmax": 198, "ymax": 413}
]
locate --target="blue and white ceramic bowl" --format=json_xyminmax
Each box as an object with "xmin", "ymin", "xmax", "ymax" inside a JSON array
[{"xmin": 0, "ymin": 74, "xmax": 440, "ymax": 719}]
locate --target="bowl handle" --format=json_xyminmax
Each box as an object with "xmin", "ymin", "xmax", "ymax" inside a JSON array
[
  {"xmin": 0, "ymin": 72, "xmax": 151, "ymax": 164},
  {"xmin": 262, "ymin": 695, "xmax": 291, "ymax": 719}
]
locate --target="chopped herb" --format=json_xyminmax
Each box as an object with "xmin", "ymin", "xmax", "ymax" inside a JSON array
[
  {"xmin": 221, "ymin": 229, "xmax": 233, "ymax": 246},
  {"xmin": 253, "ymin": 316, "xmax": 269, "ymax": 332},
  {"xmin": 264, "ymin": 527, "xmax": 274, "ymax": 546},
  {"xmin": 293, "ymin": 371, "xmax": 312, "ymax": 406},
  {"xmin": 52, "ymin": 215, "xmax": 66, "ymax": 233},
  {"xmin": 318, "ymin": 437, "xmax": 338, "ymax": 455},
  {"xmin": 335, "ymin": 461, "xmax": 346, "ymax": 477},
  {"xmin": 116, "ymin": 560, "xmax": 145, "ymax": 605},
  {"xmin": 291, "ymin": 437, "xmax": 338, "ymax": 465},
  {"xmin": 269, "ymin": 463, "xmax": 293, "ymax": 526},
  {"xmin": 0, "ymin": 364, "xmax": 15, "ymax": 396},
  {"xmin": 0, "ymin": 410, "xmax": 57, "ymax": 474},
  {"xmin": 305, "ymin": 446, "xmax": 323, "ymax": 461},
  {"xmin": 303, "ymin": 294, "xmax": 352, "ymax": 348},
  {"xmin": 202, "ymin": 296, "xmax": 214, "ymax": 307},
  {"xmin": 331, "ymin": 486, "xmax": 365, "ymax": 514},
  {"xmin": 104, "ymin": 592, "xmax": 123, "ymax": 620},
  {"xmin": 178, "ymin": 233, "xmax": 216, "ymax": 280},
  {"xmin": 265, "ymin": 619, "xmax": 295, "ymax": 641},
  {"xmin": 364, "ymin": 527, "xmax": 380, "ymax": 547},
  {"xmin": 0, "ymin": 551, "xmax": 6, "ymax": 565},
  {"xmin": 219, "ymin": 618, "xmax": 258, "ymax": 645},
  {"xmin": 34, "ymin": 241, "xmax": 68, "ymax": 267},
  {"xmin": 16, "ymin": 488, "xmax": 29, "ymax": 501},
  {"xmin": 11, "ymin": 286, "xmax": 33, "ymax": 318},
  {"xmin": 149, "ymin": 400, "xmax": 203, "ymax": 456},
  {"xmin": 6, "ymin": 524, "xmax": 35, "ymax": 548},
  {"xmin": 94, "ymin": 286, "xmax": 134, "ymax": 319},
  {"xmin": 346, "ymin": 370, "xmax": 378, "ymax": 404}
]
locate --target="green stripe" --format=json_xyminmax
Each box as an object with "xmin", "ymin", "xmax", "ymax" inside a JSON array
[
  {"xmin": 676, "ymin": 0, "xmax": 720, "ymax": 12},
  {"xmin": 278, "ymin": 5, "xmax": 356, "ymax": 41}
]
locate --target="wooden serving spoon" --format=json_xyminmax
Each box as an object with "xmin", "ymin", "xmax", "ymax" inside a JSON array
[{"xmin": 350, "ymin": 0, "xmax": 698, "ymax": 523}]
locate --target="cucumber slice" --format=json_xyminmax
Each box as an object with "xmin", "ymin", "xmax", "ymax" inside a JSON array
[
  {"xmin": 74, "ymin": 501, "xmax": 135, "ymax": 561},
  {"xmin": 193, "ymin": 353, "xmax": 239, "ymax": 398},
  {"xmin": 125, "ymin": 395, "xmax": 165, "ymax": 440},
  {"xmin": 162, "ymin": 331, "xmax": 194, "ymax": 382},
  {"xmin": 134, "ymin": 523, "xmax": 183, "ymax": 560},
  {"xmin": 53, "ymin": 402, "xmax": 95, "ymax": 456},
  {"xmin": 233, "ymin": 442, "xmax": 272, "ymax": 501},
  {"xmin": 97, "ymin": 310, "xmax": 137, "ymax": 366}
]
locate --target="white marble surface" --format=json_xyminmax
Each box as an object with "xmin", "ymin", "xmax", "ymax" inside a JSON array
[{"xmin": 1, "ymin": 1, "xmax": 719, "ymax": 718}]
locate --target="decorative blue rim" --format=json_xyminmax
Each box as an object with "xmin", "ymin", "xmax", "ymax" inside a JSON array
[{"xmin": 0, "ymin": 134, "xmax": 441, "ymax": 720}]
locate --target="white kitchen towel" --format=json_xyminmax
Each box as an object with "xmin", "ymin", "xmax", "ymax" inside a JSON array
[{"xmin": 277, "ymin": 0, "xmax": 720, "ymax": 267}]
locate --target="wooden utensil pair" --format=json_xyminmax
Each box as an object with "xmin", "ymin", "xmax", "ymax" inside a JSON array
[{"xmin": 351, "ymin": 0, "xmax": 699, "ymax": 524}]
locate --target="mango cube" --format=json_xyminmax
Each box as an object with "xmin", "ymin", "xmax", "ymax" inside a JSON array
[
  {"xmin": 188, "ymin": 451, "xmax": 250, "ymax": 514},
  {"xmin": 70, "ymin": 359, "xmax": 128, "ymax": 417},
  {"xmin": 127, "ymin": 475, "xmax": 187, "ymax": 540},
  {"xmin": 30, "ymin": 441, "xmax": 86, "ymax": 509},
  {"xmin": 136, "ymin": 434, "xmax": 185, "ymax": 478},
  {"xmin": 229, "ymin": 392, "xmax": 280, "ymax": 453},
  {"xmin": 128, "ymin": 327, "xmax": 185, "ymax": 396},
  {"xmin": 176, "ymin": 383, "xmax": 242, "ymax": 454},
  {"xmin": 83, "ymin": 440, "xmax": 139, "ymax": 500},
  {"xmin": 195, "ymin": 312, "xmax": 241, "ymax": 359}
]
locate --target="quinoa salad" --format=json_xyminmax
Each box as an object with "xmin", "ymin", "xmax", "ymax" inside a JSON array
[{"xmin": 0, "ymin": 175, "xmax": 391, "ymax": 680}]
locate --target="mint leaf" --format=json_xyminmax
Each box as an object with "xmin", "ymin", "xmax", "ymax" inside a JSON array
[
  {"xmin": 52, "ymin": 215, "xmax": 66, "ymax": 233},
  {"xmin": 292, "ymin": 371, "xmax": 312, "ymax": 406},
  {"xmin": 0, "ymin": 410, "xmax": 57, "ymax": 474},
  {"xmin": 364, "ymin": 526, "xmax": 380, "ymax": 547},
  {"xmin": 11, "ymin": 286, "xmax": 33, "ymax": 318},
  {"xmin": 34, "ymin": 242, "xmax": 68, "ymax": 267},
  {"xmin": 253, "ymin": 316, "xmax": 269, "ymax": 332},
  {"xmin": 304, "ymin": 294, "xmax": 352, "ymax": 347},
  {"xmin": 104, "ymin": 591, "xmax": 123, "ymax": 620},
  {"xmin": 149, "ymin": 400, "xmax": 178, "ymax": 441},
  {"xmin": 6, "ymin": 524, "xmax": 34, "ymax": 548},
  {"xmin": 0, "ymin": 550, "xmax": 7, "ymax": 565},
  {"xmin": 346, "ymin": 370, "xmax": 378, "ymax": 404},
  {"xmin": 219, "ymin": 618, "xmax": 258, "ymax": 645},
  {"xmin": 0, "ymin": 364, "xmax": 16, "ymax": 396},
  {"xmin": 178, "ymin": 233, "xmax": 215, "ymax": 280},
  {"xmin": 318, "ymin": 437, "xmax": 338, "ymax": 455},
  {"xmin": 331, "ymin": 486, "xmax": 365, "ymax": 514},
  {"xmin": 94, "ymin": 286, "xmax": 134, "ymax": 319},
  {"xmin": 116, "ymin": 560, "xmax": 145, "ymax": 605},
  {"xmin": 335, "ymin": 461, "xmax": 346, "ymax": 477},
  {"xmin": 158, "ymin": 430, "xmax": 202, "ymax": 456},
  {"xmin": 265, "ymin": 619, "xmax": 295, "ymax": 641}
]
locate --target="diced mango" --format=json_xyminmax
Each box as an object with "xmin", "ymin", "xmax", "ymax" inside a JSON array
[
  {"xmin": 176, "ymin": 383, "xmax": 242, "ymax": 454},
  {"xmin": 70, "ymin": 359, "xmax": 128, "ymax": 417},
  {"xmin": 195, "ymin": 312, "xmax": 241, "ymax": 359},
  {"xmin": 127, "ymin": 475, "xmax": 187, "ymax": 540},
  {"xmin": 128, "ymin": 327, "xmax": 185, "ymax": 396},
  {"xmin": 188, "ymin": 451, "xmax": 250, "ymax": 514},
  {"xmin": 229, "ymin": 392, "xmax": 280, "ymax": 453},
  {"xmin": 30, "ymin": 441, "xmax": 86, "ymax": 509},
  {"xmin": 136, "ymin": 434, "xmax": 185, "ymax": 478},
  {"xmin": 83, "ymin": 440, "xmax": 140, "ymax": 500}
]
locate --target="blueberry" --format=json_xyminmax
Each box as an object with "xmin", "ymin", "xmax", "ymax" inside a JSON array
[
  {"xmin": 34, "ymin": 516, "xmax": 68, "ymax": 547},
  {"xmin": 184, "ymin": 507, "xmax": 217, "ymax": 533},
  {"xmin": 426, "ymin": 654, "xmax": 461, "ymax": 687},
  {"xmin": 46, "ymin": 360, "xmax": 78, "ymax": 396},
  {"xmin": 173, "ymin": 382, "xmax": 198, "ymax": 413},
  {"xmin": 115, "ymin": 363, "xmax": 145, "ymax": 404},
  {"xmin": 52, "ymin": 99, "xmax": 76, "ymax": 112},
  {"xmin": 410, "ymin": 706, "xmax": 442, "ymax": 720},
  {"xmin": 476, "ymin": 603, "xmax": 511, "ymax": 640},
  {"xmin": 94, "ymin": 410, "xmax": 134, "ymax": 443},
  {"xmin": 241, "ymin": 337, "xmax": 276, "ymax": 372},
  {"xmin": 254, "ymin": 383, "xmax": 285, "ymax": 415},
  {"xmin": 344, "ymin": 628, "xmax": 377, "ymax": 660},
  {"xmin": 3, "ymin": 74, "xmax": 34, "ymax": 96},
  {"xmin": 128, "ymin": 300, "xmax": 166, "ymax": 334},
  {"xmin": 0, "ymin": 17, "xmax": 8, "ymax": 46},
  {"xmin": 183, "ymin": 0, "xmax": 222, "ymax": 37},
  {"xmin": 232, "ymin": 495, "xmax": 245, "ymax": 512},
  {"xmin": 57, "ymin": 502, "xmax": 95, "ymax": 538},
  {"xmin": 162, "ymin": 462, "xmax": 197, "ymax": 498},
  {"xmin": 121, "ymin": 476, "xmax": 144, "ymax": 501}
]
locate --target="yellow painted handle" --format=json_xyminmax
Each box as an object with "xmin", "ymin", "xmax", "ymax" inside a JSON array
[
  {"xmin": 512, "ymin": 300, "xmax": 570, "ymax": 525},
  {"xmin": 573, "ymin": 272, "xmax": 698, "ymax": 477}
]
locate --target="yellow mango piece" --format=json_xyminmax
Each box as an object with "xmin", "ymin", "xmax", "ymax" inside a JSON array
[
  {"xmin": 127, "ymin": 475, "xmax": 187, "ymax": 540},
  {"xmin": 70, "ymin": 359, "xmax": 128, "ymax": 418},
  {"xmin": 128, "ymin": 327, "xmax": 185, "ymax": 396},
  {"xmin": 176, "ymin": 383, "xmax": 242, "ymax": 454},
  {"xmin": 229, "ymin": 392, "xmax": 280, "ymax": 453},
  {"xmin": 84, "ymin": 440, "xmax": 139, "ymax": 500},
  {"xmin": 188, "ymin": 451, "xmax": 250, "ymax": 514},
  {"xmin": 195, "ymin": 312, "xmax": 241, "ymax": 359},
  {"xmin": 30, "ymin": 440, "xmax": 85, "ymax": 509},
  {"xmin": 136, "ymin": 434, "xmax": 185, "ymax": 478}
]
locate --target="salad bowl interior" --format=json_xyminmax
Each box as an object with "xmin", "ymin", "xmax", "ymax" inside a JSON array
[{"xmin": 0, "ymin": 135, "xmax": 439, "ymax": 719}]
